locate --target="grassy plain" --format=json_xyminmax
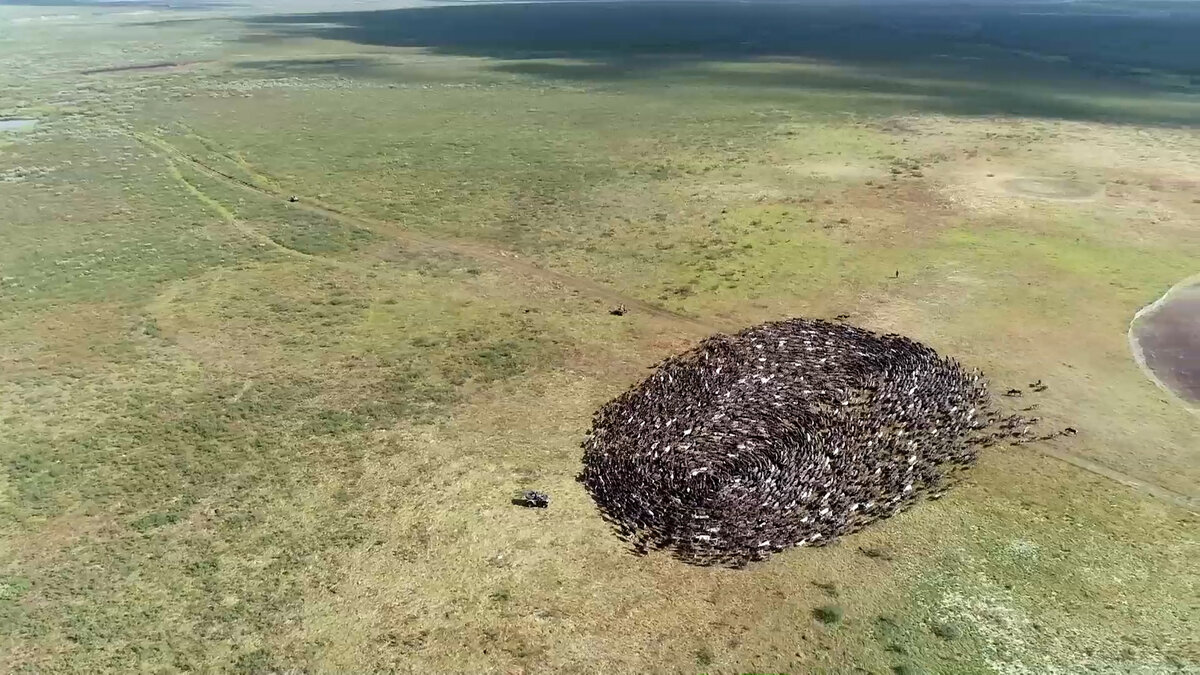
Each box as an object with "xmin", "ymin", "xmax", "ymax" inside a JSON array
[{"xmin": 1, "ymin": 1, "xmax": 1198, "ymax": 673}]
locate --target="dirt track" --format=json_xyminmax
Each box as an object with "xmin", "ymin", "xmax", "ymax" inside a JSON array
[{"xmin": 139, "ymin": 134, "xmax": 719, "ymax": 335}]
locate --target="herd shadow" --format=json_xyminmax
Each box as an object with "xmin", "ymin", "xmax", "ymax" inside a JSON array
[{"xmin": 235, "ymin": 0, "xmax": 1200, "ymax": 125}]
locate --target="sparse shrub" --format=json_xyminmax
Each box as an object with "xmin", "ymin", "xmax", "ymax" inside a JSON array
[
  {"xmin": 131, "ymin": 512, "xmax": 180, "ymax": 531},
  {"xmin": 814, "ymin": 604, "xmax": 844, "ymax": 625},
  {"xmin": 860, "ymin": 546, "xmax": 894, "ymax": 561},
  {"xmin": 233, "ymin": 647, "xmax": 277, "ymax": 674},
  {"xmin": 812, "ymin": 581, "xmax": 839, "ymax": 597},
  {"xmin": 932, "ymin": 622, "xmax": 962, "ymax": 640}
]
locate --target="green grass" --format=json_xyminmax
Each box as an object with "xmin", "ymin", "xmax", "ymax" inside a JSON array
[{"xmin": 1, "ymin": 2, "xmax": 1198, "ymax": 673}]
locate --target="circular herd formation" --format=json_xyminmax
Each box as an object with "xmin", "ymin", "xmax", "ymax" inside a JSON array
[{"xmin": 580, "ymin": 318, "xmax": 1012, "ymax": 566}]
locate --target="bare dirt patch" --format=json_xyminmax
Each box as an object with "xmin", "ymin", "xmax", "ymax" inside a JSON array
[{"xmin": 1001, "ymin": 176, "xmax": 1100, "ymax": 201}]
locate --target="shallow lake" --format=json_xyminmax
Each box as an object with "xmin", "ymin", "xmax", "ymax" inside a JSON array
[{"xmin": 1130, "ymin": 278, "xmax": 1200, "ymax": 404}]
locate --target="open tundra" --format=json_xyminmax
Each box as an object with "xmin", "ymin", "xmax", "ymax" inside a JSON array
[{"xmin": 1, "ymin": 1, "xmax": 1197, "ymax": 672}]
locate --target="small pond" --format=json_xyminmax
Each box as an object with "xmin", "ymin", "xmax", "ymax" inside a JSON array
[{"xmin": 0, "ymin": 118, "xmax": 38, "ymax": 133}]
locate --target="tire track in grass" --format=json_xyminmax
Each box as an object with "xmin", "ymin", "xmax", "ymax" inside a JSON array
[
  {"xmin": 140, "ymin": 133, "xmax": 719, "ymax": 334},
  {"xmin": 140, "ymin": 133, "xmax": 333, "ymax": 266},
  {"xmin": 177, "ymin": 123, "xmax": 286, "ymax": 194},
  {"xmin": 136, "ymin": 133, "xmax": 1198, "ymax": 512}
]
